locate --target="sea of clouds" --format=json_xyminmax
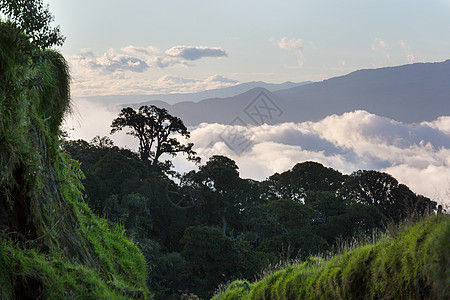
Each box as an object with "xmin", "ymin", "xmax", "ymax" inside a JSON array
[{"xmin": 65, "ymin": 99, "xmax": 450, "ymax": 206}]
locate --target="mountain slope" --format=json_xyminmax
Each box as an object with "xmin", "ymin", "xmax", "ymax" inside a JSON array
[
  {"xmin": 135, "ymin": 60, "xmax": 450, "ymax": 126},
  {"xmin": 85, "ymin": 81, "xmax": 310, "ymax": 105},
  {"xmin": 133, "ymin": 87, "xmax": 287, "ymax": 126},
  {"xmin": 275, "ymin": 60, "xmax": 450, "ymax": 123}
]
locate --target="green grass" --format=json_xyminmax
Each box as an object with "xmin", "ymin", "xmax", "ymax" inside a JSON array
[
  {"xmin": 213, "ymin": 215, "xmax": 450, "ymax": 300},
  {"xmin": 1, "ymin": 21, "xmax": 149, "ymax": 299},
  {"xmin": 0, "ymin": 238, "xmax": 144, "ymax": 299}
]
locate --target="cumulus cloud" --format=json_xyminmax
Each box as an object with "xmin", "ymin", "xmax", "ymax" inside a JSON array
[
  {"xmin": 66, "ymin": 104, "xmax": 450, "ymax": 205},
  {"xmin": 423, "ymin": 116, "xmax": 450, "ymax": 135},
  {"xmin": 371, "ymin": 37, "xmax": 391, "ymax": 60},
  {"xmin": 271, "ymin": 37, "xmax": 305, "ymax": 68},
  {"xmin": 70, "ymin": 48, "xmax": 149, "ymax": 73},
  {"xmin": 399, "ymin": 40, "xmax": 415, "ymax": 63},
  {"xmin": 205, "ymin": 74, "xmax": 239, "ymax": 84},
  {"xmin": 147, "ymin": 56, "xmax": 187, "ymax": 68},
  {"xmin": 67, "ymin": 44, "xmax": 233, "ymax": 96},
  {"xmin": 69, "ymin": 44, "xmax": 227, "ymax": 73},
  {"xmin": 276, "ymin": 37, "xmax": 304, "ymax": 51},
  {"xmin": 187, "ymin": 111, "xmax": 450, "ymax": 204},
  {"xmin": 165, "ymin": 46, "xmax": 227, "ymax": 61}
]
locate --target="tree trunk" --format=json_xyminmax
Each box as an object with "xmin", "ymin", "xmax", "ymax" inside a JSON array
[{"xmin": 221, "ymin": 207, "xmax": 227, "ymax": 236}]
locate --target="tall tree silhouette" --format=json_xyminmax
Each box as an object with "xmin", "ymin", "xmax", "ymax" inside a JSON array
[{"xmin": 110, "ymin": 105, "xmax": 199, "ymax": 168}]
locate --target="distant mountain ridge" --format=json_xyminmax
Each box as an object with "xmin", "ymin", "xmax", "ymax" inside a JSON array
[
  {"xmin": 133, "ymin": 60, "xmax": 450, "ymax": 126},
  {"xmin": 83, "ymin": 81, "xmax": 310, "ymax": 105},
  {"xmin": 273, "ymin": 60, "xmax": 450, "ymax": 123}
]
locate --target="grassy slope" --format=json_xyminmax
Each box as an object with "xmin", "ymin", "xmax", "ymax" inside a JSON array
[
  {"xmin": 214, "ymin": 215, "xmax": 449, "ymax": 300},
  {"xmin": 0, "ymin": 22, "xmax": 148, "ymax": 299}
]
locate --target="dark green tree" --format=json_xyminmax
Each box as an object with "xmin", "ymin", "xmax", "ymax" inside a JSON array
[
  {"xmin": 181, "ymin": 155, "xmax": 258, "ymax": 235},
  {"xmin": 250, "ymin": 198, "xmax": 327, "ymax": 259},
  {"xmin": 110, "ymin": 105, "xmax": 199, "ymax": 168},
  {"xmin": 181, "ymin": 226, "xmax": 268, "ymax": 299},
  {"xmin": 262, "ymin": 161, "xmax": 345, "ymax": 202},
  {"xmin": 340, "ymin": 170, "xmax": 437, "ymax": 222}
]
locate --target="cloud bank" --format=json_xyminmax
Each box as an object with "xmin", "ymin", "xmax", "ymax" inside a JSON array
[
  {"xmin": 67, "ymin": 45, "xmax": 231, "ymax": 97},
  {"xmin": 69, "ymin": 74, "xmax": 239, "ymax": 97},
  {"xmin": 69, "ymin": 45, "xmax": 227, "ymax": 73},
  {"xmin": 186, "ymin": 111, "xmax": 450, "ymax": 205},
  {"xmin": 66, "ymin": 102, "xmax": 450, "ymax": 206}
]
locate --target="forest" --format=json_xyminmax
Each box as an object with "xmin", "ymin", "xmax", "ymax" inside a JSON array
[
  {"xmin": 1, "ymin": 1, "xmax": 448, "ymax": 299},
  {"xmin": 63, "ymin": 132, "xmax": 437, "ymax": 299}
]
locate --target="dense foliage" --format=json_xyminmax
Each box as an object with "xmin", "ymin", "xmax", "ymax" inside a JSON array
[
  {"xmin": 0, "ymin": 19, "xmax": 148, "ymax": 299},
  {"xmin": 64, "ymin": 137, "xmax": 437, "ymax": 299},
  {"xmin": 110, "ymin": 105, "xmax": 199, "ymax": 167},
  {"xmin": 0, "ymin": 0, "xmax": 65, "ymax": 49},
  {"xmin": 213, "ymin": 215, "xmax": 450, "ymax": 300}
]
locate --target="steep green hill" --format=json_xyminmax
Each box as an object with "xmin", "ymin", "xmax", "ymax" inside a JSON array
[
  {"xmin": 213, "ymin": 215, "xmax": 449, "ymax": 300},
  {"xmin": 0, "ymin": 21, "xmax": 148, "ymax": 299}
]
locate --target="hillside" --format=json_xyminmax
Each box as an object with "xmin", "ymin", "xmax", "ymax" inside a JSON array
[
  {"xmin": 274, "ymin": 60, "xmax": 450, "ymax": 123},
  {"xmin": 84, "ymin": 81, "xmax": 310, "ymax": 105},
  {"xmin": 0, "ymin": 21, "xmax": 148, "ymax": 299},
  {"xmin": 213, "ymin": 215, "xmax": 450, "ymax": 300},
  {"xmin": 133, "ymin": 60, "xmax": 450, "ymax": 126}
]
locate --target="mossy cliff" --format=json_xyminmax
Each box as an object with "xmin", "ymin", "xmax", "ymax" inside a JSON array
[
  {"xmin": 213, "ymin": 214, "xmax": 449, "ymax": 300},
  {"xmin": 0, "ymin": 21, "xmax": 148, "ymax": 299}
]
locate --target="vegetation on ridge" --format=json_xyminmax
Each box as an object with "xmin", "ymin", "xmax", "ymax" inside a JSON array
[
  {"xmin": 65, "ymin": 136, "xmax": 439, "ymax": 299},
  {"xmin": 213, "ymin": 215, "xmax": 450, "ymax": 300},
  {"xmin": 0, "ymin": 5, "xmax": 148, "ymax": 298}
]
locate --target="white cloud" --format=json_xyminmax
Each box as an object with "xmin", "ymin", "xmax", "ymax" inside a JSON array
[
  {"xmin": 66, "ymin": 104, "xmax": 450, "ymax": 206},
  {"xmin": 70, "ymin": 48, "xmax": 149, "ymax": 73},
  {"xmin": 186, "ymin": 111, "xmax": 450, "ymax": 204},
  {"xmin": 64, "ymin": 99, "xmax": 136, "ymax": 148},
  {"xmin": 69, "ymin": 45, "xmax": 227, "ymax": 73},
  {"xmin": 69, "ymin": 73, "xmax": 239, "ymax": 97},
  {"xmin": 271, "ymin": 37, "xmax": 305, "ymax": 68},
  {"xmin": 371, "ymin": 38, "xmax": 420, "ymax": 65},
  {"xmin": 146, "ymin": 56, "xmax": 187, "ymax": 68},
  {"xmin": 422, "ymin": 116, "xmax": 450, "ymax": 135},
  {"xmin": 205, "ymin": 74, "xmax": 239, "ymax": 84},
  {"xmin": 67, "ymin": 45, "xmax": 232, "ymax": 96},
  {"xmin": 165, "ymin": 46, "xmax": 227, "ymax": 60},
  {"xmin": 384, "ymin": 164, "xmax": 450, "ymax": 205},
  {"xmin": 399, "ymin": 40, "xmax": 415, "ymax": 63},
  {"xmin": 371, "ymin": 37, "xmax": 391, "ymax": 60}
]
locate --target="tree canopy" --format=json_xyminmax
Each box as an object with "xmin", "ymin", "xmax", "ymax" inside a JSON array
[
  {"xmin": 63, "ymin": 137, "xmax": 440, "ymax": 299},
  {"xmin": 110, "ymin": 105, "xmax": 199, "ymax": 168},
  {"xmin": 0, "ymin": 0, "xmax": 65, "ymax": 49}
]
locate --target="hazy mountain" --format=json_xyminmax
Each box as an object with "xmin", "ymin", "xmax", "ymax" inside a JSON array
[
  {"xmin": 82, "ymin": 81, "xmax": 310, "ymax": 105},
  {"xmin": 274, "ymin": 60, "xmax": 450, "ymax": 123},
  {"xmin": 131, "ymin": 87, "xmax": 286, "ymax": 126},
  {"xmin": 133, "ymin": 60, "xmax": 450, "ymax": 126}
]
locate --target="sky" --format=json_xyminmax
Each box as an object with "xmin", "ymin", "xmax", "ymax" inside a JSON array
[
  {"xmin": 46, "ymin": 0, "xmax": 450, "ymax": 97},
  {"xmin": 46, "ymin": 0, "xmax": 450, "ymax": 205}
]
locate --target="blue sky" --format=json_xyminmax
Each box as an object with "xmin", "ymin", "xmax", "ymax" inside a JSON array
[{"xmin": 46, "ymin": 0, "xmax": 450, "ymax": 97}]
